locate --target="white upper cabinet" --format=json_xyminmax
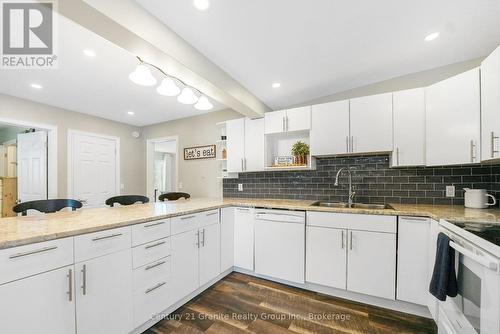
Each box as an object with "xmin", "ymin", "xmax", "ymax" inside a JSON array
[
  {"xmin": 481, "ymin": 45, "xmax": 500, "ymax": 161},
  {"xmin": 226, "ymin": 118, "xmax": 245, "ymax": 172},
  {"xmin": 264, "ymin": 107, "xmax": 311, "ymax": 134},
  {"xmin": 426, "ymin": 68, "xmax": 481, "ymax": 166},
  {"xmin": 392, "ymin": 88, "xmax": 426, "ymax": 167},
  {"xmin": 244, "ymin": 118, "xmax": 265, "ymax": 171},
  {"xmin": 264, "ymin": 109, "xmax": 287, "ymax": 134},
  {"xmin": 285, "ymin": 106, "xmax": 311, "ymax": 132},
  {"xmin": 310, "ymin": 100, "xmax": 350, "ymax": 156},
  {"xmin": 349, "ymin": 93, "xmax": 393, "ymax": 154}
]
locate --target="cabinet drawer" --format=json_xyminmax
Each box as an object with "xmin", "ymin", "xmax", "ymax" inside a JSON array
[
  {"xmin": 132, "ymin": 237, "xmax": 171, "ymax": 269},
  {"xmin": 74, "ymin": 226, "xmax": 131, "ymax": 263},
  {"xmin": 133, "ymin": 256, "xmax": 171, "ymax": 327},
  {"xmin": 132, "ymin": 219, "xmax": 171, "ymax": 247},
  {"xmin": 0, "ymin": 237, "xmax": 74, "ymax": 285},
  {"xmin": 199, "ymin": 209, "xmax": 220, "ymax": 228},
  {"xmin": 171, "ymin": 214, "xmax": 199, "ymax": 235},
  {"xmin": 306, "ymin": 211, "xmax": 396, "ymax": 233}
]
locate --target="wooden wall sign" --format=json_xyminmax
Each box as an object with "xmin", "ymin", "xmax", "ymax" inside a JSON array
[{"xmin": 184, "ymin": 145, "xmax": 216, "ymax": 160}]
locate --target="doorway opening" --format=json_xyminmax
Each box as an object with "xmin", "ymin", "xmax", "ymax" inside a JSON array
[
  {"xmin": 147, "ymin": 136, "xmax": 179, "ymax": 202},
  {"xmin": 0, "ymin": 119, "xmax": 57, "ymax": 217}
]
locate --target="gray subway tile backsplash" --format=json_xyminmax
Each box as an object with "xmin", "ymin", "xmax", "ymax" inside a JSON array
[{"xmin": 223, "ymin": 155, "xmax": 500, "ymax": 206}]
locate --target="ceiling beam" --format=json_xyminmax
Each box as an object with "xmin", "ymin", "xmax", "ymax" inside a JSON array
[{"xmin": 47, "ymin": 0, "xmax": 269, "ymax": 118}]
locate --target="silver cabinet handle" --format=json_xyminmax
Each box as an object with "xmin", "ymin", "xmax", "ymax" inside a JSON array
[
  {"xmin": 206, "ymin": 211, "xmax": 218, "ymax": 216},
  {"xmin": 9, "ymin": 245, "xmax": 58, "ymax": 259},
  {"xmin": 92, "ymin": 233, "xmax": 123, "ymax": 242},
  {"xmin": 396, "ymin": 147, "xmax": 400, "ymax": 166},
  {"xmin": 145, "ymin": 282, "xmax": 166, "ymax": 294},
  {"xmin": 401, "ymin": 216, "xmax": 428, "ymax": 222},
  {"xmin": 349, "ymin": 231, "xmax": 353, "ymax": 250},
  {"xmin": 346, "ymin": 136, "xmax": 349, "ymax": 153},
  {"xmin": 350, "ymin": 136, "xmax": 354, "ymax": 153},
  {"xmin": 181, "ymin": 215, "xmax": 195, "ymax": 220},
  {"xmin": 244, "ymin": 158, "xmax": 247, "ymax": 171},
  {"xmin": 241, "ymin": 158, "xmax": 244, "ymax": 171},
  {"xmin": 282, "ymin": 116, "xmax": 285, "ymax": 132},
  {"xmin": 236, "ymin": 207, "xmax": 250, "ymax": 211},
  {"xmin": 144, "ymin": 221, "xmax": 166, "ymax": 228},
  {"xmin": 81, "ymin": 264, "xmax": 87, "ymax": 295},
  {"xmin": 470, "ymin": 140, "xmax": 476, "ymax": 162},
  {"xmin": 492, "ymin": 132, "xmax": 499, "ymax": 158},
  {"xmin": 201, "ymin": 229, "xmax": 206, "ymax": 247},
  {"xmin": 196, "ymin": 230, "xmax": 200, "ymax": 248},
  {"xmin": 67, "ymin": 269, "xmax": 73, "ymax": 302},
  {"xmin": 285, "ymin": 116, "xmax": 289, "ymax": 132},
  {"xmin": 341, "ymin": 230, "xmax": 345, "ymax": 249},
  {"xmin": 145, "ymin": 240, "xmax": 166, "ymax": 250},
  {"xmin": 145, "ymin": 260, "xmax": 166, "ymax": 271}
]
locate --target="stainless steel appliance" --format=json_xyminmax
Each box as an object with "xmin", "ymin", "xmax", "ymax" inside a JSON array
[{"xmin": 438, "ymin": 220, "xmax": 500, "ymax": 334}]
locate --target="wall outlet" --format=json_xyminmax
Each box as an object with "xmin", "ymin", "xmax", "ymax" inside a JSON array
[
  {"xmin": 446, "ymin": 185, "xmax": 456, "ymax": 197},
  {"xmin": 238, "ymin": 184, "xmax": 243, "ymax": 192}
]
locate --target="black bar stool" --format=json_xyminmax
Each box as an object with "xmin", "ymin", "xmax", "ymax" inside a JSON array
[
  {"xmin": 12, "ymin": 199, "xmax": 83, "ymax": 216},
  {"xmin": 158, "ymin": 192, "xmax": 191, "ymax": 201},
  {"xmin": 105, "ymin": 195, "xmax": 149, "ymax": 207}
]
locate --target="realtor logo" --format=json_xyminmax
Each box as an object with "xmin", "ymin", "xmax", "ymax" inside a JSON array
[{"xmin": 1, "ymin": 0, "xmax": 57, "ymax": 68}]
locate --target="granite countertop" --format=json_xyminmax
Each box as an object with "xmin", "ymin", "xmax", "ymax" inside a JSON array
[{"xmin": 0, "ymin": 197, "xmax": 499, "ymax": 250}]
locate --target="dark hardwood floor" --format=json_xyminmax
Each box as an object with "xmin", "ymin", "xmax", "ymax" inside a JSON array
[{"xmin": 144, "ymin": 272, "xmax": 437, "ymax": 334}]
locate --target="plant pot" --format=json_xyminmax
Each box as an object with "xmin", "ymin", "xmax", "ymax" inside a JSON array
[{"xmin": 294, "ymin": 155, "xmax": 307, "ymax": 165}]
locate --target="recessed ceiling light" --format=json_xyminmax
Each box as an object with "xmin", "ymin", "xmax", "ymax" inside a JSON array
[
  {"xmin": 272, "ymin": 82, "xmax": 281, "ymax": 88},
  {"xmin": 30, "ymin": 83, "xmax": 42, "ymax": 89},
  {"xmin": 83, "ymin": 49, "xmax": 96, "ymax": 57},
  {"xmin": 193, "ymin": 0, "xmax": 210, "ymax": 11},
  {"xmin": 127, "ymin": 111, "xmax": 135, "ymax": 116},
  {"xmin": 424, "ymin": 32, "xmax": 439, "ymax": 41}
]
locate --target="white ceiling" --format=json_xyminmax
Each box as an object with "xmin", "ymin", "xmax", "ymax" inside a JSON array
[
  {"xmin": 136, "ymin": 0, "xmax": 500, "ymax": 110},
  {"xmin": 0, "ymin": 15, "xmax": 226, "ymax": 127}
]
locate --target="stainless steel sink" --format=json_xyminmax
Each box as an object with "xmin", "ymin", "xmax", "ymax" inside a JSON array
[{"xmin": 310, "ymin": 202, "xmax": 394, "ymax": 210}]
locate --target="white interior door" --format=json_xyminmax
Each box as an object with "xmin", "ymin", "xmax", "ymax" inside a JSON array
[
  {"xmin": 71, "ymin": 132, "xmax": 118, "ymax": 207},
  {"xmin": 17, "ymin": 131, "xmax": 48, "ymax": 203}
]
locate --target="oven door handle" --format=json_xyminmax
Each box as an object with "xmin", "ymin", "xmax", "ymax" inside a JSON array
[{"xmin": 450, "ymin": 241, "xmax": 499, "ymax": 271}]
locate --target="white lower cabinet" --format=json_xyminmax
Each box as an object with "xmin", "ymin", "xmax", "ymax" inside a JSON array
[
  {"xmin": 306, "ymin": 226, "xmax": 347, "ymax": 289},
  {"xmin": 75, "ymin": 249, "xmax": 134, "ymax": 334},
  {"xmin": 397, "ymin": 216, "xmax": 430, "ymax": 305},
  {"xmin": 199, "ymin": 222, "xmax": 221, "ymax": 286},
  {"xmin": 347, "ymin": 230, "xmax": 396, "ymax": 300},
  {"xmin": 220, "ymin": 207, "xmax": 235, "ymax": 271},
  {"xmin": 171, "ymin": 229, "xmax": 199, "ymax": 303},
  {"xmin": 306, "ymin": 212, "xmax": 396, "ymax": 300},
  {"xmin": 0, "ymin": 265, "xmax": 76, "ymax": 334},
  {"xmin": 234, "ymin": 207, "xmax": 255, "ymax": 270}
]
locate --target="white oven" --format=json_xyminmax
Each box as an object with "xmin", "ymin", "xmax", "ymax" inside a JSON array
[{"xmin": 438, "ymin": 220, "xmax": 500, "ymax": 334}]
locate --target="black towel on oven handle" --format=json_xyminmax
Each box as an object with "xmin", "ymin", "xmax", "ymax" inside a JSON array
[{"xmin": 429, "ymin": 232, "xmax": 458, "ymax": 301}]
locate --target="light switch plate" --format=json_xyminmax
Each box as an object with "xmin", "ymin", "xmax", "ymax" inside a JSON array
[
  {"xmin": 238, "ymin": 184, "xmax": 243, "ymax": 192},
  {"xmin": 446, "ymin": 186, "xmax": 455, "ymax": 197}
]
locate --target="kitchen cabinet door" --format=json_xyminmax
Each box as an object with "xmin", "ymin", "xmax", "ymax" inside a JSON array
[
  {"xmin": 199, "ymin": 223, "xmax": 221, "ymax": 286},
  {"xmin": 397, "ymin": 217, "xmax": 430, "ymax": 305},
  {"xmin": 393, "ymin": 88, "xmax": 426, "ymax": 166},
  {"xmin": 244, "ymin": 118, "xmax": 265, "ymax": 171},
  {"xmin": 306, "ymin": 226, "xmax": 347, "ymax": 289},
  {"xmin": 481, "ymin": 45, "xmax": 500, "ymax": 161},
  {"xmin": 426, "ymin": 68, "xmax": 481, "ymax": 165},
  {"xmin": 311, "ymin": 100, "xmax": 350, "ymax": 156},
  {"xmin": 286, "ymin": 106, "xmax": 311, "ymax": 132},
  {"xmin": 347, "ymin": 230, "xmax": 396, "ymax": 300},
  {"xmin": 75, "ymin": 249, "xmax": 133, "ymax": 334},
  {"xmin": 264, "ymin": 109, "xmax": 286, "ymax": 134},
  {"xmin": 427, "ymin": 219, "xmax": 440, "ymax": 320},
  {"xmin": 233, "ymin": 207, "xmax": 254, "ymax": 270},
  {"xmin": 220, "ymin": 207, "xmax": 235, "ymax": 271},
  {"xmin": 350, "ymin": 93, "xmax": 393, "ymax": 154},
  {"xmin": 226, "ymin": 118, "xmax": 245, "ymax": 172},
  {"xmin": 171, "ymin": 229, "xmax": 199, "ymax": 303},
  {"xmin": 0, "ymin": 266, "xmax": 76, "ymax": 334}
]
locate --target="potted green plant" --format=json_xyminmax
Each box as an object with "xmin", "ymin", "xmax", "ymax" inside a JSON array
[{"xmin": 291, "ymin": 141, "xmax": 310, "ymax": 165}]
